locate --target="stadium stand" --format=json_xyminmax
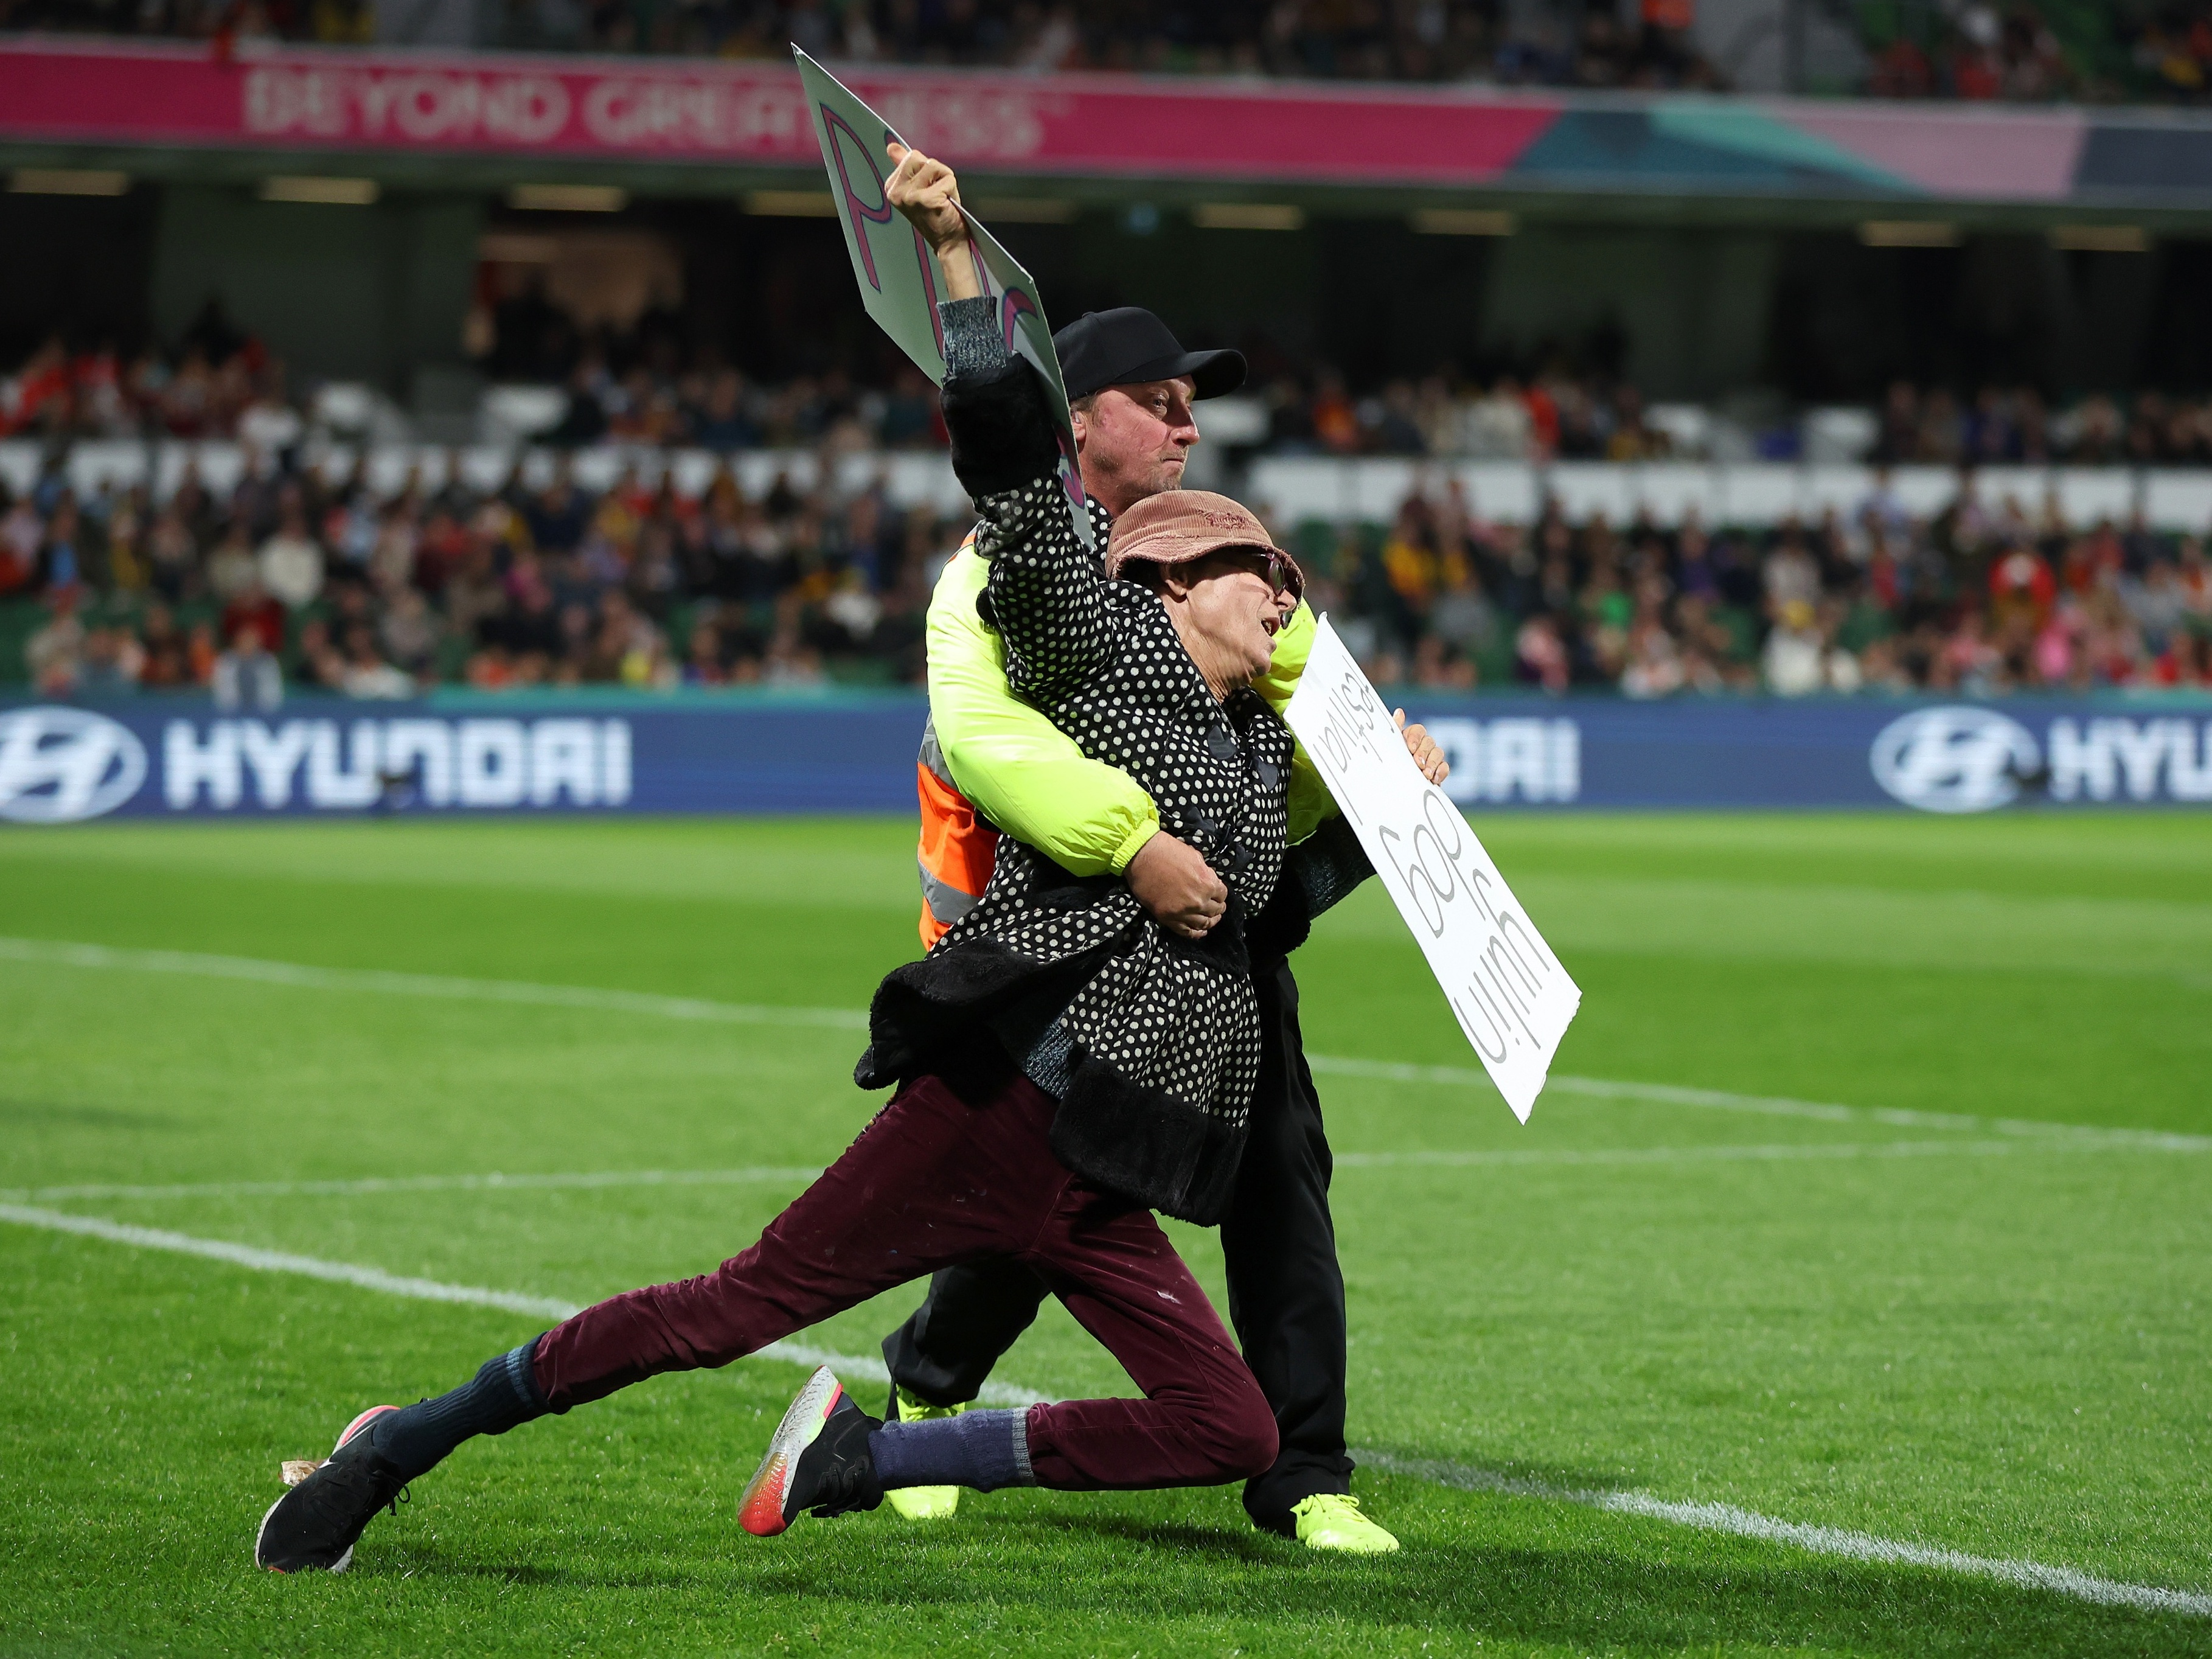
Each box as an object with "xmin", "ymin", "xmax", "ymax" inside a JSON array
[
  {"xmin": 7, "ymin": 0, "xmax": 2212, "ymax": 102},
  {"xmin": 5, "ymin": 0, "xmax": 2212, "ymax": 703},
  {"xmin": 6, "ymin": 356, "xmax": 2210, "ymax": 700},
  {"xmin": 1, "ymin": 0, "xmax": 1730, "ymax": 89}
]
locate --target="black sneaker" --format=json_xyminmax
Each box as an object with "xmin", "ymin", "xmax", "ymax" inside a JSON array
[
  {"xmin": 738, "ymin": 1367, "xmax": 883, "ymax": 1536},
  {"xmin": 255, "ymin": 1405, "xmax": 409, "ymax": 1573}
]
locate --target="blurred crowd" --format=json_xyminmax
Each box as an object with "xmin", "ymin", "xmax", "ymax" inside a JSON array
[
  {"xmin": 4, "ymin": 447, "xmax": 965, "ymax": 701},
  {"xmin": 23, "ymin": 323, "xmax": 2212, "ymax": 470},
  {"xmin": 1308, "ymin": 473, "xmax": 2212, "ymax": 695},
  {"xmin": 1866, "ymin": 381, "xmax": 2212, "ymax": 468},
  {"xmin": 2, "ymin": 0, "xmax": 1724, "ymax": 91},
  {"xmin": 12, "ymin": 290, "xmax": 2212, "ymax": 703},
  {"xmin": 0, "ymin": 310, "xmax": 301, "ymax": 448},
  {"xmin": 12, "ymin": 0, "xmax": 2212, "ymax": 105},
  {"xmin": 9, "ymin": 434, "xmax": 2211, "ymax": 703},
  {"xmin": 1865, "ymin": 0, "xmax": 2212, "ymax": 103},
  {"xmin": 1865, "ymin": 1, "xmax": 2081, "ymax": 99}
]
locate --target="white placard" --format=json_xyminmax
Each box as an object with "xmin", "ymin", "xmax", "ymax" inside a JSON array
[
  {"xmin": 1284, "ymin": 618, "xmax": 1581, "ymax": 1121},
  {"xmin": 795, "ymin": 47, "xmax": 1093, "ymax": 549}
]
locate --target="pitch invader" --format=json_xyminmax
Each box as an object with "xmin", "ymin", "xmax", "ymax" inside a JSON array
[{"xmin": 254, "ymin": 141, "xmax": 1448, "ymax": 1575}]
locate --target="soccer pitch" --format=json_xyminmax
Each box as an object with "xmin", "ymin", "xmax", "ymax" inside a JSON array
[{"xmin": 2, "ymin": 813, "xmax": 2207, "ymax": 1657}]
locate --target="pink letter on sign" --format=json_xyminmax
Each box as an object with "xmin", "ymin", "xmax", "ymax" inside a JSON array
[{"xmin": 823, "ymin": 106, "xmax": 893, "ymax": 290}]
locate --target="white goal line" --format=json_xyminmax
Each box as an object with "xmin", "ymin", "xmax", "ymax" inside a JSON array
[
  {"xmin": 4, "ymin": 936, "xmax": 2203, "ymax": 1153},
  {"xmin": 1, "ymin": 1198, "xmax": 2203, "ymax": 1620}
]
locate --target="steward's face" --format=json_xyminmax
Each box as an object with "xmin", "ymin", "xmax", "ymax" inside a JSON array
[{"xmin": 1076, "ymin": 377, "xmax": 1200, "ymax": 516}]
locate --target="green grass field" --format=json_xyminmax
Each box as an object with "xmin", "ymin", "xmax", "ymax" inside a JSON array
[{"xmin": 2, "ymin": 812, "xmax": 2208, "ymax": 1657}]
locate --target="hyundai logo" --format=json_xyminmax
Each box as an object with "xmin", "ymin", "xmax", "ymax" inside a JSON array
[
  {"xmin": 0, "ymin": 707, "xmax": 149, "ymax": 824},
  {"xmin": 1870, "ymin": 707, "xmax": 2041, "ymax": 814}
]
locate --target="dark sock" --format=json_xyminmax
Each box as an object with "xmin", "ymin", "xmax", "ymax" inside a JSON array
[
  {"xmin": 868, "ymin": 1407, "xmax": 1035, "ymax": 1493},
  {"xmin": 369, "ymin": 1337, "xmax": 550, "ymax": 1481}
]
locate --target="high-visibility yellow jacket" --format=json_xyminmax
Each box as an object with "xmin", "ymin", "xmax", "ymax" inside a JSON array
[{"xmin": 916, "ymin": 538, "xmax": 1333, "ymax": 946}]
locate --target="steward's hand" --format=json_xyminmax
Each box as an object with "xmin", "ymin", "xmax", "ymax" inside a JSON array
[
  {"xmin": 885, "ymin": 142, "xmax": 969, "ymax": 257},
  {"xmin": 1126, "ymin": 832, "xmax": 1228, "ymax": 940},
  {"xmin": 1395, "ymin": 708, "xmax": 1450, "ymax": 785}
]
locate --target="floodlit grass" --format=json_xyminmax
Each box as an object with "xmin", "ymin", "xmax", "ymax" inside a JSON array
[{"xmin": 1, "ymin": 812, "xmax": 2208, "ymax": 1657}]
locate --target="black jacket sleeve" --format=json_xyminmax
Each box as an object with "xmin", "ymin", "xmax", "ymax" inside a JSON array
[
  {"xmin": 944, "ymin": 362, "xmax": 1063, "ymax": 498},
  {"xmin": 937, "ymin": 297, "xmax": 1063, "ymax": 498}
]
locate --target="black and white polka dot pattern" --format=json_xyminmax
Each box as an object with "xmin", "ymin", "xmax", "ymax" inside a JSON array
[{"xmin": 925, "ymin": 476, "xmax": 1295, "ymax": 1132}]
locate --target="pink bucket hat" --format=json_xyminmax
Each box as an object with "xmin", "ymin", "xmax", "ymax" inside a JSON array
[{"xmin": 1104, "ymin": 490, "xmax": 1304, "ymax": 602}]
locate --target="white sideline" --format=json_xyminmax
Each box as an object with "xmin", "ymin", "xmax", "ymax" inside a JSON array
[
  {"xmin": 0, "ymin": 937, "xmax": 870, "ymax": 1031},
  {"xmin": 1307, "ymin": 1055, "xmax": 2212, "ymax": 1152},
  {"xmin": 1356, "ymin": 1452, "xmax": 2212, "ymax": 1619},
  {"xmin": 0, "ymin": 1137, "xmax": 2152, "ymax": 1208},
  {"xmin": 1, "ymin": 1200, "xmax": 2202, "ymax": 1621},
  {"xmin": 4, "ymin": 935, "xmax": 2203, "ymax": 1153},
  {"xmin": 1334, "ymin": 1138, "xmax": 2122, "ymax": 1170},
  {"xmin": 3, "ymin": 1167, "xmax": 827, "ymax": 1204},
  {"xmin": 0, "ymin": 1202, "xmax": 1038, "ymax": 1410}
]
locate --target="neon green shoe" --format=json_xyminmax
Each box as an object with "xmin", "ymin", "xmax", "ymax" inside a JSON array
[
  {"xmin": 1290, "ymin": 1493, "xmax": 1400, "ymax": 1554},
  {"xmin": 882, "ymin": 1386, "xmax": 965, "ymax": 1521}
]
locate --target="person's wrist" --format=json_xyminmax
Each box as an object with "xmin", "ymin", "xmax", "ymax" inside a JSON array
[
  {"xmin": 932, "ymin": 245, "xmax": 981, "ymax": 303},
  {"xmin": 1111, "ymin": 818, "xmax": 1161, "ymax": 875}
]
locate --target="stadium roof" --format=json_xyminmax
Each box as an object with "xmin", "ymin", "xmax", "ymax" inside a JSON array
[{"xmin": 4, "ymin": 38, "xmax": 2212, "ymax": 228}]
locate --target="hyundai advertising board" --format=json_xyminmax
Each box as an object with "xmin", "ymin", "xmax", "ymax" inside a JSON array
[{"xmin": 0, "ymin": 697, "xmax": 2207, "ymax": 826}]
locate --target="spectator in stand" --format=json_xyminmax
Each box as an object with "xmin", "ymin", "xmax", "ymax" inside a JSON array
[
  {"xmin": 25, "ymin": 597, "xmax": 85, "ymax": 695},
  {"xmin": 78, "ymin": 624, "xmax": 145, "ymax": 697},
  {"xmin": 212, "ymin": 620, "xmax": 282, "ymax": 712},
  {"xmin": 339, "ymin": 624, "xmax": 413, "ymax": 699},
  {"xmin": 1762, "ymin": 532, "xmax": 1820, "ymax": 616},
  {"xmin": 0, "ymin": 493, "xmax": 41, "ymax": 594},
  {"xmin": 136, "ymin": 603, "xmax": 193, "ymax": 689},
  {"xmin": 1309, "ymin": 372, "xmax": 1361, "ymax": 456},
  {"xmin": 1515, "ymin": 614, "xmax": 1571, "ymax": 694},
  {"xmin": 220, "ymin": 578, "xmax": 288, "ymax": 669},
  {"xmin": 203, "ymin": 522, "xmax": 257, "ymax": 601},
  {"xmin": 32, "ymin": 496, "xmax": 85, "ymax": 596},
  {"xmin": 258, "ymin": 499, "xmax": 324, "ymax": 611}
]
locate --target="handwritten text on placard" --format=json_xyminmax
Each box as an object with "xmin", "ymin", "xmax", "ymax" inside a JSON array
[{"xmin": 1285, "ymin": 617, "xmax": 1581, "ymax": 1121}]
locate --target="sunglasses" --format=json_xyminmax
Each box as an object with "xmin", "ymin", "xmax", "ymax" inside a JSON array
[{"xmin": 1212, "ymin": 546, "xmax": 1298, "ymax": 598}]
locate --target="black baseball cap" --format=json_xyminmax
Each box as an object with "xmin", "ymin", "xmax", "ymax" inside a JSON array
[{"xmin": 1051, "ymin": 308, "xmax": 1246, "ymax": 403}]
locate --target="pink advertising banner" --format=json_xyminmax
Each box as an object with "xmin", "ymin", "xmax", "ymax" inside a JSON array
[
  {"xmin": 0, "ymin": 39, "xmax": 1559, "ymax": 181},
  {"xmin": 3, "ymin": 38, "xmax": 2192, "ymax": 201}
]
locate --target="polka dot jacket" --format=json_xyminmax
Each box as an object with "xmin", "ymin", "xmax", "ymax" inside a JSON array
[{"xmin": 857, "ymin": 325, "xmax": 1306, "ymax": 1224}]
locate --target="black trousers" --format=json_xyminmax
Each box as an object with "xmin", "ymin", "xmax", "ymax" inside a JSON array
[{"xmin": 881, "ymin": 958, "xmax": 1352, "ymax": 1528}]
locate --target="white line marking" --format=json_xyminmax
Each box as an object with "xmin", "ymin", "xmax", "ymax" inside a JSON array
[
  {"xmin": 7, "ymin": 935, "xmax": 2202, "ymax": 1153},
  {"xmin": 2, "ymin": 1168, "xmax": 827, "ymax": 1205},
  {"xmin": 1356, "ymin": 1451, "xmax": 2212, "ymax": 1619},
  {"xmin": 1330, "ymin": 1138, "xmax": 2153, "ymax": 1170},
  {"xmin": 1, "ymin": 1200, "xmax": 2199, "ymax": 1616},
  {"xmin": 0, "ymin": 937, "xmax": 869, "ymax": 1032},
  {"xmin": 1306, "ymin": 1055, "xmax": 2212, "ymax": 1153},
  {"xmin": 0, "ymin": 1140, "xmax": 2139, "ymax": 1206},
  {"xmin": 0, "ymin": 1202, "xmax": 578, "ymax": 1321},
  {"xmin": 0, "ymin": 1202, "xmax": 1039, "ymax": 1409}
]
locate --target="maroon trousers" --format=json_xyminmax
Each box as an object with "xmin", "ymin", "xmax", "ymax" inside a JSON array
[{"xmin": 532, "ymin": 1065, "xmax": 1276, "ymax": 1492}]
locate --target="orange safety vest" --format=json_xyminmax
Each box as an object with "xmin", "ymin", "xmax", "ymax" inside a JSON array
[
  {"xmin": 915, "ymin": 528, "xmax": 1003, "ymax": 948},
  {"xmin": 916, "ymin": 716, "xmax": 999, "ymax": 948}
]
